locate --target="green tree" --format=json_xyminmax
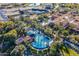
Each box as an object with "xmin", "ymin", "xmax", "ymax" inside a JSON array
[{"xmin": 1, "ymin": 29, "xmax": 17, "ymax": 52}]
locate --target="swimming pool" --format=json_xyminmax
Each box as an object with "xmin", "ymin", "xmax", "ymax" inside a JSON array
[{"xmin": 27, "ymin": 29, "xmax": 53, "ymax": 50}]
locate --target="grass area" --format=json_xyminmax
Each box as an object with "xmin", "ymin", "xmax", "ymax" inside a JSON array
[{"xmin": 60, "ymin": 46, "xmax": 79, "ymax": 56}]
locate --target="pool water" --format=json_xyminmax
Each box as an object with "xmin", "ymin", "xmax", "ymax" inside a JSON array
[
  {"xmin": 31, "ymin": 9, "xmax": 49, "ymax": 15},
  {"xmin": 27, "ymin": 29, "xmax": 53, "ymax": 50}
]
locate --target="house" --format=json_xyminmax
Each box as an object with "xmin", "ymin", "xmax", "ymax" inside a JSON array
[{"xmin": 0, "ymin": 9, "xmax": 8, "ymax": 22}]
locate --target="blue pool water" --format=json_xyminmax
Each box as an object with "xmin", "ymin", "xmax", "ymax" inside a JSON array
[
  {"xmin": 27, "ymin": 29, "xmax": 53, "ymax": 50},
  {"xmin": 31, "ymin": 9, "xmax": 49, "ymax": 15}
]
